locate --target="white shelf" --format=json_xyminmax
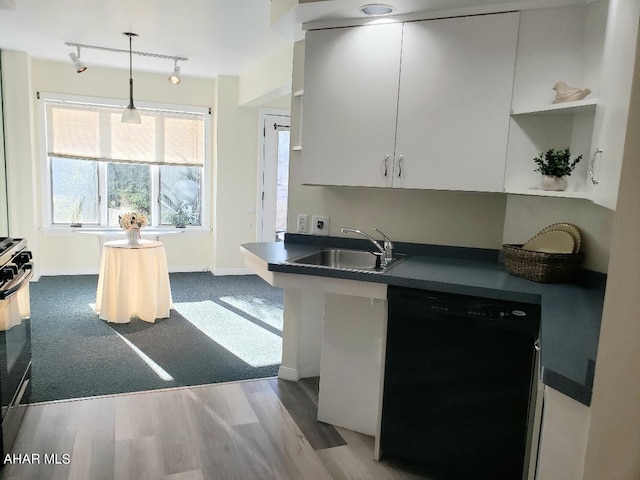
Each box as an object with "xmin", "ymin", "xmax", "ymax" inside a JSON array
[
  {"xmin": 293, "ymin": 89, "xmax": 304, "ymax": 97},
  {"xmin": 505, "ymin": 187, "xmax": 589, "ymax": 199},
  {"xmin": 292, "ymin": 145, "xmax": 302, "ymax": 151},
  {"xmin": 511, "ymin": 98, "xmax": 597, "ymax": 116}
]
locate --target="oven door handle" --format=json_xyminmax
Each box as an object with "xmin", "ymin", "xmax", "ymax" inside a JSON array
[{"xmin": 0, "ymin": 267, "xmax": 33, "ymax": 300}]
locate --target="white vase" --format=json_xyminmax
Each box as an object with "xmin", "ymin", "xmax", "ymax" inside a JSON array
[
  {"xmin": 125, "ymin": 228, "xmax": 141, "ymax": 245},
  {"xmin": 541, "ymin": 175, "xmax": 567, "ymax": 191}
]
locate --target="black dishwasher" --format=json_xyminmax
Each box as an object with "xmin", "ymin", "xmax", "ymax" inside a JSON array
[{"xmin": 381, "ymin": 286, "xmax": 540, "ymax": 480}]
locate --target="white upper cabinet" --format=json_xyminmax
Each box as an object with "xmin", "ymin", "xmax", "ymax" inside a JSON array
[
  {"xmin": 301, "ymin": 23, "xmax": 403, "ymax": 187},
  {"xmin": 393, "ymin": 13, "xmax": 519, "ymax": 191},
  {"xmin": 300, "ymin": 13, "xmax": 519, "ymax": 190},
  {"xmin": 587, "ymin": 0, "xmax": 640, "ymax": 210}
]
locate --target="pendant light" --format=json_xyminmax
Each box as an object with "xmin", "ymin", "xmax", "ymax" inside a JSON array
[{"xmin": 121, "ymin": 32, "xmax": 141, "ymax": 124}]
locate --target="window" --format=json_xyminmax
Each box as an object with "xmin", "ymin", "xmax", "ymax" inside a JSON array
[{"xmin": 40, "ymin": 94, "xmax": 209, "ymax": 230}]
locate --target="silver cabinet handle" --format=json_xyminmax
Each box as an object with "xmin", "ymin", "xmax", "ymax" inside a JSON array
[
  {"xmin": 589, "ymin": 149, "xmax": 602, "ymax": 185},
  {"xmin": 397, "ymin": 155, "xmax": 403, "ymax": 177},
  {"xmin": 383, "ymin": 154, "xmax": 390, "ymax": 177}
]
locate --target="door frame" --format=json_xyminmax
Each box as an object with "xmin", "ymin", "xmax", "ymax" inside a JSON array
[{"xmin": 258, "ymin": 108, "xmax": 290, "ymax": 242}]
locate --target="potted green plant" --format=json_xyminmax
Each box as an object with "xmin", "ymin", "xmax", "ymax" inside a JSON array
[
  {"xmin": 533, "ymin": 148, "xmax": 583, "ymax": 191},
  {"xmin": 168, "ymin": 205, "xmax": 194, "ymax": 228}
]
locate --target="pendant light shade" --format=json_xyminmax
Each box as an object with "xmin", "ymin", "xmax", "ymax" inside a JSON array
[
  {"xmin": 122, "ymin": 103, "xmax": 141, "ymax": 124},
  {"xmin": 122, "ymin": 32, "xmax": 141, "ymax": 124}
]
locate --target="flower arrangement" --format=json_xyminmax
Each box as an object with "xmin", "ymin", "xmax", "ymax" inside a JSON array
[{"xmin": 118, "ymin": 212, "xmax": 148, "ymax": 231}]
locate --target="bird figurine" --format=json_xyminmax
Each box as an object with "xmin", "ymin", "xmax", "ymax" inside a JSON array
[{"xmin": 552, "ymin": 81, "xmax": 591, "ymax": 104}]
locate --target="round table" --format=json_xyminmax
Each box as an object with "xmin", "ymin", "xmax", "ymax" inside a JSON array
[{"xmin": 95, "ymin": 240, "xmax": 173, "ymax": 323}]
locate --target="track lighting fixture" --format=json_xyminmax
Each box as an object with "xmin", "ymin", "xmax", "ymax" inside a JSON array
[
  {"xmin": 68, "ymin": 46, "xmax": 87, "ymax": 73},
  {"xmin": 121, "ymin": 32, "xmax": 141, "ymax": 124},
  {"xmin": 64, "ymin": 39, "xmax": 187, "ymax": 98},
  {"xmin": 168, "ymin": 60, "xmax": 181, "ymax": 85}
]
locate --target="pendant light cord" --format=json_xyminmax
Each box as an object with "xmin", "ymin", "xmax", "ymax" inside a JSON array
[{"xmin": 128, "ymin": 34, "xmax": 134, "ymax": 109}]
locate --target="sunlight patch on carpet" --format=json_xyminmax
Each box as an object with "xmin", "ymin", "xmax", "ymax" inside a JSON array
[
  {"xmin": 113, "ymin": 331, "xmax": 175, "ymax": 382},
  {"xmin": 219, "ymin": 295, "xmax": 283, "ymax": 331},
  {"xmin": 174, "ymin": 300, "xmax": 282, "ymax": 368}
]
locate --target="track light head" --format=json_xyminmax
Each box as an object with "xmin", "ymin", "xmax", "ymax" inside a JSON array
[
  {"xmin": 69, "ymin": 47, "xmax": 87, "ymax": 73},
  {"xmin": 168, "ymin": 61, "xmax": 181, "ymax": 85}
]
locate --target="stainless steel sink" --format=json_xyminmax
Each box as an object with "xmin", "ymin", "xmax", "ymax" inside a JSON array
[{"xmin": 285, "ymin": 248, "xmax": 406, "ymax": 273}]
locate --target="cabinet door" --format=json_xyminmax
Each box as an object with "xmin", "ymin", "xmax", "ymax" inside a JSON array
[
  {"xmin": 393, "ymin": 13, "xmax": 519, "ymax": 191},
  {"xmin": 588, "ymin": 0, "xmax": 640, "ymax": 210},
  {"xmin": 301, "ymin": 24, "xmax": 402, "ymax": 187}
]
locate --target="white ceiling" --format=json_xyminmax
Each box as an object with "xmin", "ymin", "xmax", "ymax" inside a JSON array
[
  {"xmin": 0, "ymin": 0, "xmax": 292, "ymax": 79},
  {"xmin": 0, "ymin": 0, "xmax": 587, "ymax": 79}
]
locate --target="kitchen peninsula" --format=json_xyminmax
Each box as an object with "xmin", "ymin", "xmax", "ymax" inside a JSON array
[{"xmin": 242, "ymin": 233, "xmax": 605, "ymax": 404}]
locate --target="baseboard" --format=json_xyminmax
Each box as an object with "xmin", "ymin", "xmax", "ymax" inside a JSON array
[
  {"xmin": 36, "ymin": 265, "xmax": 213, "ymax": 278},
  {"xmin": 37, "ymin": 267, "xmax": 100, "ymax": 278},
  {"xmin": 299, "ymin": 364, "xmax": 321, "ymax": 378},
  {"xmin": 211, "ymin": 267, "xmax": 254, "ymax": 276},
  {"xmin": 278, "ymin": 366, "xmax": 299, "ymax": 381}
]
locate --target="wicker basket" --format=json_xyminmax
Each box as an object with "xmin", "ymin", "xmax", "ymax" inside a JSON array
[{"xmin": 502, "ymin": 244, "xmax": 584, "ymax": 283}]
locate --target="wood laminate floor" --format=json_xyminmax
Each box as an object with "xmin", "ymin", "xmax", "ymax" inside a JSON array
[{"xmin": 1, "ymin": 378, "xmax": 432, "ymax": 480}]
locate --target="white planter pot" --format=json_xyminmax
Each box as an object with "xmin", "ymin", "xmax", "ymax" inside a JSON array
[{"xmin": 541, "ymin": 175, "xmax": 567, "ymax": 191}]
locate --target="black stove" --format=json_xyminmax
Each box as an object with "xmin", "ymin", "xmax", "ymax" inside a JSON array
[{"xmin": 0, "ymin": 237, "xmax": 33, "ymax": 460}]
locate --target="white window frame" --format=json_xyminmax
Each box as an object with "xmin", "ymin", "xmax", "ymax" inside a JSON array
[{"xmin": 38, "ymin": 92, "xmax": 211, "ymax": 235}]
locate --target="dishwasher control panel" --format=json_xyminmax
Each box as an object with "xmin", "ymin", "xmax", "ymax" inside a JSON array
[{"xmin": 422, "ymin": 290, "xmax": 540, "ymax": 322}]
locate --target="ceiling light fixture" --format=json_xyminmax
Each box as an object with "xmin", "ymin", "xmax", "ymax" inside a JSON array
[
  {"xmin": 168, "ymin": 60, "xmax": 181, "ymax": 85},
  {"xmin": 360, "ymin": 4, "xmax": 394, "ymax": 16},
  {"xmin": 121, "ymin": 32, "xmax": 141, "ymax": 125},
  {"xmin": 68, "ymin": 46, "xmax": 87, "ymax": 73}
]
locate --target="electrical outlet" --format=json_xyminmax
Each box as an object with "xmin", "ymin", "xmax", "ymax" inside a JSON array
[
  {"xmin": 297, "ymin": 214, "xmax": 309, "ymax": 233},
  {"xmin": 312, "ymin": 215, "xmax": 330, "ymax": 236}
]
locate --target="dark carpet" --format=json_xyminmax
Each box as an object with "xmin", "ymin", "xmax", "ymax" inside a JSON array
[{"xmin": 29, "ymin": 273, "xmax": 284, "ymax": 403}]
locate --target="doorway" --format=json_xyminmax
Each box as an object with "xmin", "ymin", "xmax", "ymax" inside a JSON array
[{"xmin": 260, "ymin": 111, "xmax": 290, "ymax": 242}]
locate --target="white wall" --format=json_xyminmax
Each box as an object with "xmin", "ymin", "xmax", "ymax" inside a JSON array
[
  {"xmin": 288, "ymin": 183, "xmax": 509, "ymax": 248},
  {"xmin": 238, "ymin": 43, "xmax": 293, "ymax": 107},
  {"xmin": 1, "ymin": 51, "xmax": 40, "ymax": 261},
  {"xmin": 212, "ymin": 76, "xmax": 261, "ymax": 274}
]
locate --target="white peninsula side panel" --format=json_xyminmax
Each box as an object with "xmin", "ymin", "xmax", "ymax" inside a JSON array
[{"xmin": 318, "ymin": 293, "xmax": 387, "ymax": 437}]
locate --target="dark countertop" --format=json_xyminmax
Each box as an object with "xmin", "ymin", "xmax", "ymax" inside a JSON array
[{"xmin": 242, "ymin": 234, "xmax": 606, "ymax": 406}]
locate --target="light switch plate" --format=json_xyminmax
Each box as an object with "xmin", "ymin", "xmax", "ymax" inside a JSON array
[{"xmin": 312, "ymin": 215, "xmax": 330, "ymax": 236}]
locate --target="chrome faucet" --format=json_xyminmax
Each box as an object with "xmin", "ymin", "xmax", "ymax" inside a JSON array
[
  {"xmin": 341, "ymin": 227, "xmax": 394, "ymax": 267},
  {"xmin": 374, "ymin": 228, "xmax": 394, "ymax": 265}
]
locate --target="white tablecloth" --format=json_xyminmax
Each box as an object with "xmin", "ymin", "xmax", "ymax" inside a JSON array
[{"xmin": 95, "ymin": 240, "xmax": 173, "ymax": 323}]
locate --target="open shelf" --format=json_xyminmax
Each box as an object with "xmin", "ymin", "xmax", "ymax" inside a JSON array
[
  {"xmin": 505, "ymin": 188, "xmax": 588, "ymax": 199},
  {"xmin": 511, "ymin": 98, "xmax": 597, "ymax": 116}
]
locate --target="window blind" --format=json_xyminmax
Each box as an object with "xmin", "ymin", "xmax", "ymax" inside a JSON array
[{"xmin": 45, "ymin": 101, "xmax": 204, "ymax": 167}]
